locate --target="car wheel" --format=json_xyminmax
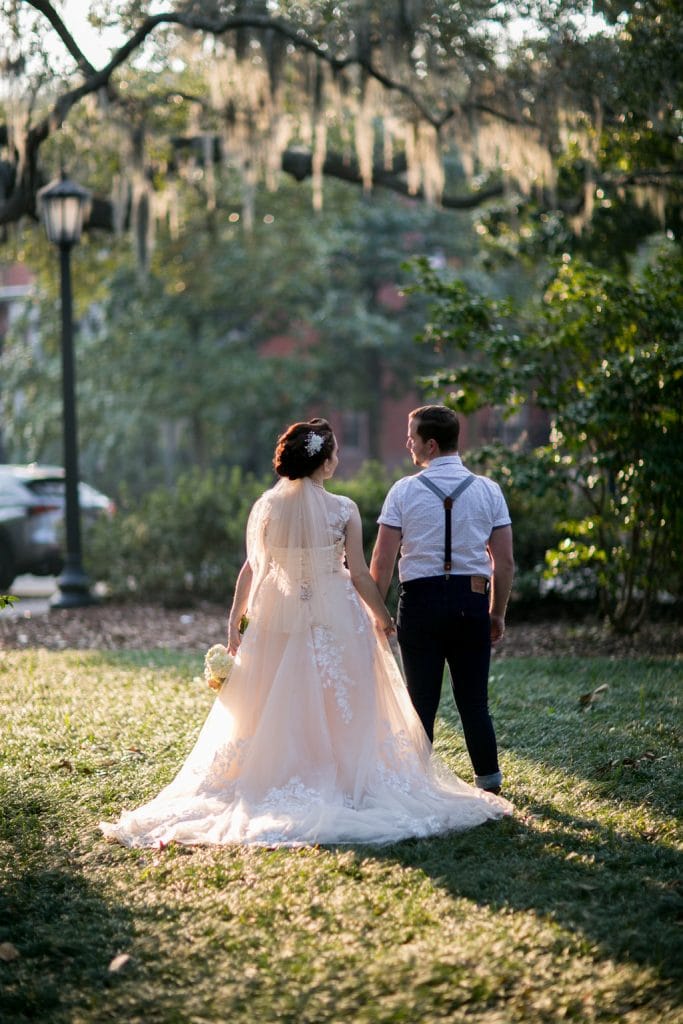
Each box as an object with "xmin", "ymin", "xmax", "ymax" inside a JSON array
[{"xmin": 0, "ymin": 537, "xmax": 16, "ymax": 592}]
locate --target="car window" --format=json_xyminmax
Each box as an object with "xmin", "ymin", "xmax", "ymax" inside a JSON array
[{"xmin": 25, "ymin": 479, "xmax": 65, "ymax": 499}]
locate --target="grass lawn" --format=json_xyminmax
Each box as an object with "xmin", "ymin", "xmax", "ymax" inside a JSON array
[{"xmin": 0, "ymin": 647, "xmax": 681, "ymax": 1023}]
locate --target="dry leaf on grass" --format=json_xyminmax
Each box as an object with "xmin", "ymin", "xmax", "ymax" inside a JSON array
[
  {"xmin": 578, "ymin": 683, "xmax": 609, "ymax": 707},
  {"xmin": 108, "ymin": 953, "xmax": 133, "ymax": 973}
]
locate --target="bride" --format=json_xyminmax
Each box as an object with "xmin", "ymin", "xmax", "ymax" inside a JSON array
[{"xmin": 100, "ymin": 419, "xmax": 511, "ymax": 847}]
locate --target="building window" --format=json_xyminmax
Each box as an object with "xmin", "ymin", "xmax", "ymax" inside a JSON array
[{"xmin": 341, "ymin": 411, "xmax": 367, "ymax": 451}]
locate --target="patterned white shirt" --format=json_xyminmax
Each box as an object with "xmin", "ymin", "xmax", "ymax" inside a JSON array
[{"xmin": 377, "ymin": 455, "xmax": 511, "ymax": 582}]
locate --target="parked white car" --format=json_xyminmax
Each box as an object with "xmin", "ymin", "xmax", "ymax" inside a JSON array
[{"xmin": 0, "ymin": 464, "xmax": 115, "ymax": 591}]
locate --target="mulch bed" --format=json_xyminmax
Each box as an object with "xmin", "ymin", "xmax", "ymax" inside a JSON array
[{"xmin": 1, "ymin": 601, "xmax": 680, "ymax": 659}]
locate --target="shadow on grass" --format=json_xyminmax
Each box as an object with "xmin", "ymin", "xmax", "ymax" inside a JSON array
[
  {"xmin": 0, "ymin": 792, "xmax": 136, "ymax": 1024},
  {"xmin": 366, "ymin": 801, "xmax": 682, "ymax": 988},
  {"xmin": 439, "ymin": 656, "xmax": 682, "ymax": 820}
]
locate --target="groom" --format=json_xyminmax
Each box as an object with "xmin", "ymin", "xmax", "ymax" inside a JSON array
[{"xmin": 370, "ymin": 405, "xmax": 514, "ymax": 793}]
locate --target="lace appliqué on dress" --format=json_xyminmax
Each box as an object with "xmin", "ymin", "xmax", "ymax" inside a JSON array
[
  {"xmin": 204, "ymin": 736, "xmax": 250, "ymax": 791},
  {"xmin": 331, "ymin": 495, "xmax": 352, "ymax": 561},
  {"xmin": 309, "ymin": 625, "xmax": 354, "ymax": 724},
  {"xmin": 330, "ymin": 495, "xmax": 353, "ymax": 538},
  {"xmin": 259, "ymin": 775, "xmax": 323, "ymax": 812},
  {"xmin": 375, "ymin": 723, "xmax": 426, "ymax": 794}
]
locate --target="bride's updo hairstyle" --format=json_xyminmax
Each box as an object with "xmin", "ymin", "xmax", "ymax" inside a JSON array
[{"xmin": 274, "ymin": 418, "xmax": 335, "ymax": 480}]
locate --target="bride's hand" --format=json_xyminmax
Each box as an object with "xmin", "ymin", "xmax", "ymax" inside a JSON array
[
  {"xmin": 227, "ymin": 619, "xmax": 242, "ymax": 655},
  {"xmin": 375, "ymin": 616, "xmax": 396, "ymax": 638}
]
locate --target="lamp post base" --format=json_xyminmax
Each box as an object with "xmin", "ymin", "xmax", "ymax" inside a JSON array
[{"xmin": 50, "ymin": 563, "xmax": 98, "ymax": 610}]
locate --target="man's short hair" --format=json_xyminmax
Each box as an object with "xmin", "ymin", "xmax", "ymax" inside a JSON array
[{"xmin": 410, "ymin": 405, "xmax": 460, "ymax": 452}]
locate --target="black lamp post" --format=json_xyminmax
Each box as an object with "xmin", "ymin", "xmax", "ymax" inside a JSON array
[{"xmin": 38, "ymin": 173, "xmax": 96, "ymax": 609}]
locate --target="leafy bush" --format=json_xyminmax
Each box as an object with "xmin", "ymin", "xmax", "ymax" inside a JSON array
[
  {"xmin": 464, "ymin": 444, "xmax": 574, "ymax": 607},
  {"xmin": 87, "ymin": 467, "xmax": 266, "ymax": 606}
]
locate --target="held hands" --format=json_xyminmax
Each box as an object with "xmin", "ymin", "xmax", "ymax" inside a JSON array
[{"xmin": 375, "ymin": 615, "xmax": 396, "ymax": 638}]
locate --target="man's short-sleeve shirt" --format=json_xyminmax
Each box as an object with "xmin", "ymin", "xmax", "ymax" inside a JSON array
[{"xmin": 377, "ymin": 455, "xmax": 511, "ymax": 582}]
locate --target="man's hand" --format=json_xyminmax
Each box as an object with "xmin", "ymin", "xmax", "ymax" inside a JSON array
[{"xmin": 490, "ymin": 614, "xmax": 506, "ymax": 644}]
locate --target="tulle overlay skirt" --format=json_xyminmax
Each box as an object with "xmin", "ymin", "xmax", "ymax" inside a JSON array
[{"xmin": 99, "ymin": 567, "xmax": 511, "ymax": 847}]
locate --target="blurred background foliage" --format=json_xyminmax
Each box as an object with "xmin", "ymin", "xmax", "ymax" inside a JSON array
[{"xmin": 2, "ymin": 178, "xmax": 463, "ymax": 489}]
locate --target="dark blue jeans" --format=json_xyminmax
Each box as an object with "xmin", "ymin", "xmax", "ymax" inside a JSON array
[{"xmin": 397, "ymin": 575, "xmax": 501, "ymax": 787}]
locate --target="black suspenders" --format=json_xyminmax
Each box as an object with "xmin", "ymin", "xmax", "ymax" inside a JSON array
[{"xmin": 417, "ymin": 474, "xmax": 476, "ymax": 575}]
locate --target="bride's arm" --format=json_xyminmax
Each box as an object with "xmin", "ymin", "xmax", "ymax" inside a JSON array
[
  {"xmin": 344, "ymin": 503, "xmax": 395, "ymax": 635},
  {"xmin": 370, "ymin": 524, "xmax": 401, "ymax": 600},
  {"xmin": 227, "ymin": 559, "xmax": 253, "ymax": 654}
]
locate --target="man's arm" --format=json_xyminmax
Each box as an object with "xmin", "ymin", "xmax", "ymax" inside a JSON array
[
  {"xmin": 487, "ymin": 525, "xmax": 514, "ymax": 643},
  {"xmin": 370, "ymin": 525, "xmax": 402, "ymax": 600}
]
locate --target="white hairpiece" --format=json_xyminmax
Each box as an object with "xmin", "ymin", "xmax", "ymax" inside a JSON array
[{"xmin": 305, "ymin": 431, "xmax": 324, "ymax": 456}]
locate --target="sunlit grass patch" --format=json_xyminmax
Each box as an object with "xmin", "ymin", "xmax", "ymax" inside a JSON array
[{"xmin": 1, "ymin": 648, "xmax": 681, "ymax": 1023}]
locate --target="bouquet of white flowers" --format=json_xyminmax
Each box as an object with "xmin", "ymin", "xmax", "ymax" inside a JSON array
[{"xmin": 203, "ymin": 643, "xmax": 234, "ymax": 692}]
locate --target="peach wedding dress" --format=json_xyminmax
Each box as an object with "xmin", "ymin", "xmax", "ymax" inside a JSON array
[{"xmin": 99, "ymin": 478, "xmax": 510, "ymax": 847}]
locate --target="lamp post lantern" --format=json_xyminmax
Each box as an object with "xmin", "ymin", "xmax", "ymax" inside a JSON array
[{"xmin": 38, "ymin": 173, "xmax": 96, "ymax": 609}]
